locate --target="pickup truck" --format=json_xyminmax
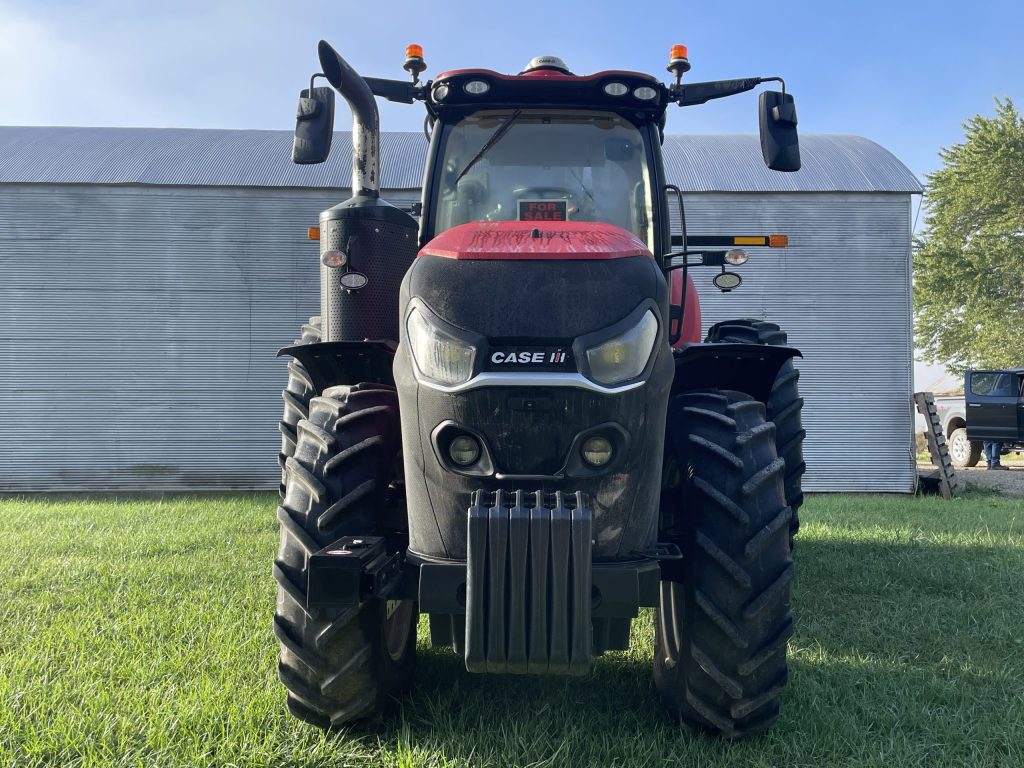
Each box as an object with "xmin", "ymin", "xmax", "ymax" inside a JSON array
[{"xmin": 933, "ymin": 369, "xmax": 1024, "ymax": 467}]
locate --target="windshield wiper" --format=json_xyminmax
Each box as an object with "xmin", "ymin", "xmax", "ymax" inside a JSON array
[{"xmin": 453, "ymin": 109, "xmax": 523, "ymax": 186}]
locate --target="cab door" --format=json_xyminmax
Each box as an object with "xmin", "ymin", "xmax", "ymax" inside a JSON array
[{"xmin": 966, "ymin": 371, "xmax": 1019, "ymax": 441}]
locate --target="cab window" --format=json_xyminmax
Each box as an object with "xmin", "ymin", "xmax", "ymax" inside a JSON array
[{"xmin": 434, "ymin": 110, "xmax": 654, "ymax": 251}]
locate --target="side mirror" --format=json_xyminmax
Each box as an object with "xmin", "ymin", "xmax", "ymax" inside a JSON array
[
  {"xmin": 759, "ymin": 91, "xmax": 800, "ymax": 172},
  {"xmin": 291, "ymin": 85, "xmax": 335, "ymax": 165}
]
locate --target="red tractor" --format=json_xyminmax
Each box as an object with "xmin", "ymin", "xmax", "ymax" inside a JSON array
[{"xmin": 275, "ymin": 40, "xmax": 805, "ymax": 738}]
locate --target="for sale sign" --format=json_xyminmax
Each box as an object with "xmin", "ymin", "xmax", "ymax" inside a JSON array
[{"xmin": 518, "ymin": 199, "xmax": 567, "ymax": 222}]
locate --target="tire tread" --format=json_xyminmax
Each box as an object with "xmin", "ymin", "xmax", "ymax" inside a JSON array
[
  {"xmin": 655, "ymin": 390, "xmax": 793, "ymax": 738},
  {"xmin": 274, "ymin": 383, "xmax": 415, "ymax": 729}
]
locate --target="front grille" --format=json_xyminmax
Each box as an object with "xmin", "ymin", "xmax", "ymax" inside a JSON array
[{"xmin": 449, "ymin": 386, "xmax": 634, "ymax": 475}]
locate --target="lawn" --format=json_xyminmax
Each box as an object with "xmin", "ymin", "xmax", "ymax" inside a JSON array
[{"xmin": 1, "ymin": 491, "xmax": 1023, "ymax": 768}]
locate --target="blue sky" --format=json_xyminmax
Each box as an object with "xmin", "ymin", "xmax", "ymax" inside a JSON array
[{"xmin": 2, "ymin": 0, "xmax": 1021, "ymax": 184}]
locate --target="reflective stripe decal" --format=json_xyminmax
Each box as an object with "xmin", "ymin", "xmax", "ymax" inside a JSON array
[{"xmin": 413, "ymin": 370, "xmax": 646, "ymax": 395}]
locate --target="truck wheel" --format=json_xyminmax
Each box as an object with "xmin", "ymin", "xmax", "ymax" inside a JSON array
[
  {"xmin": 705, "ymin": 319, "xmax": 804, "ymax": 544},
  {"xmin": 655, "ymin": 390, "xmax": 794, "ymax": 738},
  {"xmin": 274, "ymin": 383, "xmax": 417, "ymax": 728},
  {"xmin": 948, "ymin": 427, "xmax": 982, "ymax": 468},
  {"xmin": 279, "ymin": 316, "xmax": 322, "ymax": 496}
]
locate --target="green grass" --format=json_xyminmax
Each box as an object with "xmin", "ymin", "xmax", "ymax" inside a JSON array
[{"xmin": 2, "ymin": 492, "xmax": 1023, "ymax": 767}]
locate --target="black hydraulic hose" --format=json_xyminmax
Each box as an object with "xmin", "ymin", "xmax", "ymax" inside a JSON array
[{"xmin": 318, "ymin": 40, "xmax": 380, "ymax": 196}]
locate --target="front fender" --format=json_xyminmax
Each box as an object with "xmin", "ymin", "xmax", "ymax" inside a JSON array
[
  {"xmin": 672, "ymin": 342, "xmax": 801, "ymax": 404},
  {"xmin": 277, "ymin": 340, "xmax": 396, "ymax": 394}
]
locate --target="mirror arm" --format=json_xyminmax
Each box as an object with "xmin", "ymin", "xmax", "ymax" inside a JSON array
[
  {"xmin": 309, "ymin": 72, "xmax": 327, "ymax": 93},
  {"xmin": 664, "ymin": 251, "xmax": 729, "ymax": 271},
  {"xmin": 671, "ymin": 76, "xmax": 786, "ymax": 107},
  {"xmin": 364, "ymin": 76, "xmax": 428, "ymax": 104}
]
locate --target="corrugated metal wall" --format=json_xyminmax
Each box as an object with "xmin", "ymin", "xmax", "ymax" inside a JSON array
[
  {"xmin": 683, "ymin": 192, "xmax": 916, "ymax": 492},
  {"xmin": 0, "ymin": 183, "xmax": 415, "ymax": 490},
  {"xmin": 0, "ymin": 184, "xmax": 914, "ymax": 492}
]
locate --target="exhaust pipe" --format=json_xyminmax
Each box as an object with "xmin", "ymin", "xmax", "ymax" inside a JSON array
[
  {"xmin": 311, "ymin": 41, "xmax": 416, "ymax": 346},
  {"xmin": 317, "ymin": 40, "xmax": 380, "ymax": 197}
]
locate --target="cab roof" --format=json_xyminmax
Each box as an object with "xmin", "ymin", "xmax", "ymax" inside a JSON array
[{"xmin": 427, "ymin": 68, "xmax": 667, "ymax": 119}]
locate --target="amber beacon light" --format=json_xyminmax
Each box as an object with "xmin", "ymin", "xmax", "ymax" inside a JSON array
[
  {"xmin": 667, "ymin": 44, "xmax": 691, "ymax": 84},
  {"xmin": 404, "ymin": 44, "xmax": 426, "ymax": 82}
]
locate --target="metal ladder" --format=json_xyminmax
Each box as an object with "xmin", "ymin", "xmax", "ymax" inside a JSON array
[{"xmin": 913, "ymin": 391, "xmax": 964, "ymax": 499}]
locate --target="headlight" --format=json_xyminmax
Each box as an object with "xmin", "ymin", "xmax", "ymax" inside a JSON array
[
  {"xmin": 581, "ymin": 436, "xmax": 613, "ymax": 466},
  {"xmin": 449, "ymin": 435, "xmax": 481, "ymax": 466},
  {"xmin": 585, "ymin": 310, "xmax": 658, "ymax": 386},
  {"xmin": 406, "ymin": 308, "xmax": 476, "ymax": 386}
]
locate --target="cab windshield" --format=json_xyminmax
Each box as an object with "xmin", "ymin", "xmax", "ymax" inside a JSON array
[{"xmin": 434, "ymin": 110, "xmax": 655, "ymax": 249}]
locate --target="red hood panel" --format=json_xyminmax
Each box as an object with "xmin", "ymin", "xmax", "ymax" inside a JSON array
[{"xmin": 419, "ymin": 221, "xmax": 653, "ymax": 261}]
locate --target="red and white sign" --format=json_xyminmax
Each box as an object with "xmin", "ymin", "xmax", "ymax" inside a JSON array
[{"xmin": 518, "ymin": 199, "xmax": 567, "ymax": 222}]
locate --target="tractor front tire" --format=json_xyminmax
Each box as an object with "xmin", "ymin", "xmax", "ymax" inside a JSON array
[
  {"xmin": 706, "ymin": 319, "xmax": 805, "ymax": 543},
  {"xmin": 274, "ymin": 383, "xmax": 417, "ymax": 728},
  {"xmin": 948, "ymin": 427, "xmax": 982, "ymax": 468},
  {"xmin": 279, "ymin": 316, "xmax": 322, "ymax": 496},
  {"xmin": 655, "ymin": 390, "xmax": 794, "ymax": 738}
]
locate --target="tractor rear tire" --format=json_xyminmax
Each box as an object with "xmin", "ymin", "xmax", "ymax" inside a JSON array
[
  {"xmin": 705, "ymin": 319, "xmax": 804, "ymax": 543},
  {"xmin": 655, "ymin": 390, "xmax": 794, "ymax": 738},
  {"xmin": 279, "ymin": 316, "xmax": 322, "ymax": 496},
  {"xmin": 274, "ymin": 383, "xmax": 417, "ymax": 728},
  {"xmin": 948, "ymin": 427, "xmax": 982, "ymax": 468}
]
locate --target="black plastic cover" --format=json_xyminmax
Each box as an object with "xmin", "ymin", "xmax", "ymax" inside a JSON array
[
  {"xmin": 307, "ymin": 535, "xmax": 388, "ymax": 608},
  {"xmin": 277, "ymin": 340, "xmax": 396, "ymax": 394},
  {"xmin": 672, "ymin": 342, "xmax": 801, "ymax": 403}
]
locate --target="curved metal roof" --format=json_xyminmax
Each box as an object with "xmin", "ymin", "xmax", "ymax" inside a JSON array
[{"xmin": 0, "ymin": 126, "xmax": 921, "ymax": 193}]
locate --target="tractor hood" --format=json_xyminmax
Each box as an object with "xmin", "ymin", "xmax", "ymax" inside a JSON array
[
  {"xmin": 396, "ymin": 221, "xmax": 672, "ymax": 561},
  {"xmin": 418, "ymin": 221, "xmax": 653, "ymax": 262}
]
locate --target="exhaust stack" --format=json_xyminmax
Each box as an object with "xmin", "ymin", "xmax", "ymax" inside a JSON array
[
  {"xmin": 310, "ymin": 41, "xmax": 417, "ymax": 345},
  {"xmin": 317, "ymin": 40, "xmax": 380, "ymax": 197}
]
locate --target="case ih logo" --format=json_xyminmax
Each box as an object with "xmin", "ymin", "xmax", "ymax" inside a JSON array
[{"xmin": 490, "ymin": 349, "xmax": 570, "ymax": 366}]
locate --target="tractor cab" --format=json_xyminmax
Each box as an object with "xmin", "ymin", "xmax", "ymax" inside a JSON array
[
  {"xmin": 419, "ymin": 60, "xmax": 667, "ymax": 253},
  {"xmin": 274, "ymin": 40, "xmax": 806, "ymax": 740},
  {"xmin": 430, "ymin": 108, "xmax": 655, "ymax": 249}
]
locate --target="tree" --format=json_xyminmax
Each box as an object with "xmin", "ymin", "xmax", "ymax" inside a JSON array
[{"xmin": 914, "ymin": 98, "xmax": 1024, "ymax": 375}]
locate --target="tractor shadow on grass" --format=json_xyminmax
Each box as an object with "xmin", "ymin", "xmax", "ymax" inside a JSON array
[{"xmin": 350, "ymin": 533, "xmax": 1024, "ymax": 767}]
